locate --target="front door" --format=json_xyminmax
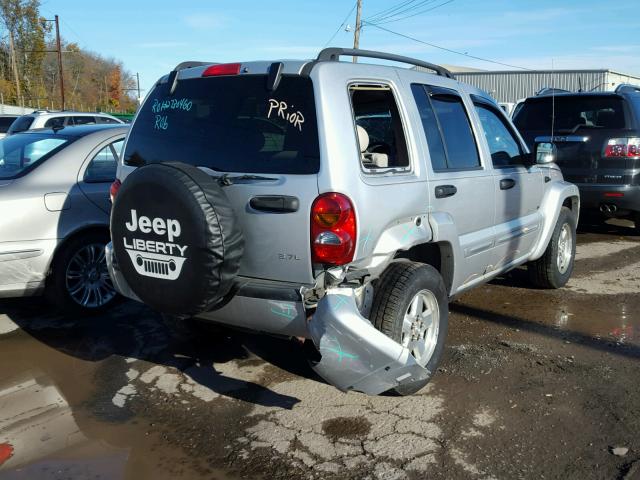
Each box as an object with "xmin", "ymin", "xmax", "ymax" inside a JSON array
[{"xmin": 472, "ymin": 100, "xmax": 543, "ymax": 271}]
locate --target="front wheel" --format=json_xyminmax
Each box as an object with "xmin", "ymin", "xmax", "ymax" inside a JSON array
[
  {"xmin": 528, "ymin": 206, "xmax": 577, "ymax": 289},
  {"xmin": 369, "ymin": 262, "xmax": 449, "ymax": 396}
]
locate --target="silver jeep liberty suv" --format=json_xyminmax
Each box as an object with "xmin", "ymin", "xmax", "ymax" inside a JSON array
[{"xmin": 107, "ymin": 48, "xmax": 579, "ymax": 396}]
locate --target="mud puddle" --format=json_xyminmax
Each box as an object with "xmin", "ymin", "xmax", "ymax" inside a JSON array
[{"xmin": 0, "ymin": 301, "xmax": 241, "ymax": 480}]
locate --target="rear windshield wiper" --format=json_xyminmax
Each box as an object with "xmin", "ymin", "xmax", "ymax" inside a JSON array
[
  {"xmin": 557, "ymin": 124, "xmax": 603, "ymax": 134},
  {"xmin": 215, "ymin": 174, "xmax": 279, "ymax": 186}
]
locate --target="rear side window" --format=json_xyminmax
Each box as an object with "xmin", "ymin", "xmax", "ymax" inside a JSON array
[
  {"xmin": 514, "ymin": 95, "xmax": 627, "ymax": 132},
  {"xmin": 412, "ymin": 84, "xmax": 480, "ymax": 171},
  {"xmin": 124, "ymin": 75, "xmax": 320, "ymax": 174},
  {"xmin": 73, "ymin": 116, "xmax": 96, "ymax": 125},
  {"xmin": 350, "ymin": 84, "xmax": 410, "ymax": 170},
  {"xmin": 97, "ymin": 116, "xmax": 120, "ymax": 124},
  {"xmin": 7, "ymin": 116, "xmax": 34, "ymax": 134},
  {"xmin": 44, "ymin": 117, "xmax": 66, "ymax": 128},
  {"xmin": 84, "ymin": 139, "xmax": 123, "ymax": 183}
]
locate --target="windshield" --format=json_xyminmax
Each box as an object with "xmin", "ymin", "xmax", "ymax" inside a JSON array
[
  {"xmin": 124, "ymin": 74, "xmax": 320, "ymax": 174},
  {"xmin": 514, "ymin": 95, "xmax": 627, "ymax": 133},
  {"xmin": 0, "ymin": 133, "xmax": 71, "ymax": 179}
]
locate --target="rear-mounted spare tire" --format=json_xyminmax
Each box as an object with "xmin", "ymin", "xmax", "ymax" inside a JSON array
[{"xmin": 110, "ymin": 162, "xmax": 243, "ymax": 316}]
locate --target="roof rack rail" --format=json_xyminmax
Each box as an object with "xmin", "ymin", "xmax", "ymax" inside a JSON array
[
  {"xmin": 173, "ymin": 61, "xmax": 217, "ymax": 72},
  {"xmin": 316, "ymin": 48, "xmax": 455, "ymax": 79},
  {"xmin": 615, "ymin": 83, "xmax": 640, "ymax": 94}
]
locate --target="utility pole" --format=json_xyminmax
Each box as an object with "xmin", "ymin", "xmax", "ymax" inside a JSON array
[
  {"xmin": 352, "ymin": 0, "xmax": 362, "ymax": 63},
  {"xmin": 54, "ymin": 15, "xmax": 65, "ymax": 109},
  {"xmin": 136, "ymin": 72, "xmax": 141, "ymax": 103}
]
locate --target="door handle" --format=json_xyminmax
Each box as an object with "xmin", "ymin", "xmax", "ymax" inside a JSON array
[
  {"xmin": 500, "ymin": 178, "xmax": 516, "ymax": 190},
  {"xmin": 249, "ymin": 195, "xmax": 299, "ymax": 213},
  {"xmin": 435, "ymin": 185, "xmax": 457, "ymax": 199}
]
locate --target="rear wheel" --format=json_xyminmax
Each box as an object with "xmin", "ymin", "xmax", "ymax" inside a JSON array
[
  {"xmin": 633, "ymin": 212, "xmax": 640, "ymax": 236},
  {"xmin": 46, "ymin": 232, "xmax": 118, "ymax": 315},
  {"xmin": 528, "ymin": 206, "xmax": 576, "ymax": 289},
  {"xmin": 369, "ymin": 262, "xmax": 448, "ymax": 396}
]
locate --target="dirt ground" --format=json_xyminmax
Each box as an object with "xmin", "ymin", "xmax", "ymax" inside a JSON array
[{"xmin": 1, "ymin": 220, "xmax": 639, "ymax": 480}]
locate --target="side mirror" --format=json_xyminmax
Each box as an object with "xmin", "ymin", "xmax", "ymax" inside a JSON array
[{"xmin": 535, "ymin": 142, "xmax": 557, "ymax": 164}]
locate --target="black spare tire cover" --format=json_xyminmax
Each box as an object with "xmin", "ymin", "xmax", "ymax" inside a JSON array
[{"xmin": 111, "ymin": 162, "xmax": 243, "ymax": 315}]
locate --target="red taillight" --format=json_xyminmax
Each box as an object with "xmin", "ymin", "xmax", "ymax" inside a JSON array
[
  {"xmin": 604, "ymin": 137, "xmax": 640, "ymax": 158},
  {"xmin": 311, "ymin": 193, "xmax": 356, "ymax": 266},
  {"xmin": 604, "ymin": 192, "xmax": 624, "ymax": 197},
  {"xmin": 202, "ymin": 63, "xmax": 241, "ymax": 77},
  {"xmin": 109, "ymin": 179, "xmax": 121, "ymax": 204}
]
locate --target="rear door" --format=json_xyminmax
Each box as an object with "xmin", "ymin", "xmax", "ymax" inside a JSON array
[
  {"xmin": 472, "ymin": 98, "xmax": 543, "ymax": 266},
  {"xmin": 514, "ymin": 95, "xmax": 631, "ymax": 185},
  {"xmin": 411, "ymin": 84, "xmax": 496, "ymax": 290},
  {"xmin": 121, "ymin": 73, "xmax": 320, "ymax": 284}
]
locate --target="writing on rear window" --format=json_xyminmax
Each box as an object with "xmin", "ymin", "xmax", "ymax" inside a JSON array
[
  {"xmin": 267, "ymin": 98, "xmax": 305, "ymax": 131},
  {"xmin": 152, "ymin": 98, "xmax": 193, "ymax": 113}
]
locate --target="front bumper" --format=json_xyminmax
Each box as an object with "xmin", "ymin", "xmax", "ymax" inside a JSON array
[
  {"xmin": 578, "ymin": 184, "xmax": 640, "ymax": 214},
  {"xmin": 308, "ymin": 289, "xmax": 430, "ymax": 395}
]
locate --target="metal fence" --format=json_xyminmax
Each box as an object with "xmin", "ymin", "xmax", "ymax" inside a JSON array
[{"xmin": 415, "ymin": 68, "xmax": 640, "ymax": 104}]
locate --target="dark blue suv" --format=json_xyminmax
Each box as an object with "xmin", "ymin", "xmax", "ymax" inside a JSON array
[{"xmin": 514, "ymin": 84, "xmax": 640, "ymax": 233}]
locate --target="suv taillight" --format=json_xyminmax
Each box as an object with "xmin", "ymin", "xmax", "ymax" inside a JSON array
[
  {"xmin": 202, "ymin": 63, "xmax": 241, "ymax": 77},
  {"xmin": 311, "ymin": 193, "xmax": 357, "ymax": 266},
  {"xmin": 109, "ymin": 179, "xmax": 121, "ymax": 203},
  {"xmin": 604, "ymin": 137, "xmax": 640, "ymax": 158}
]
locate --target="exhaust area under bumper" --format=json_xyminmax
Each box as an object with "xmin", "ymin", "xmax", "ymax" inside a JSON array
[{"xmin": 308, "ymin": 288, "xmax": 430, "ymax": 395}]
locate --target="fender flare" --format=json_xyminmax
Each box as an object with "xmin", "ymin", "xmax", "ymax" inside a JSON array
[{"xmin": 529, "ymin": 181, "xmax": 580, "ymax": 262}]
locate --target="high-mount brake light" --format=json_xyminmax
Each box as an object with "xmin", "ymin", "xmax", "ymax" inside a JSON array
[
  {"xmin": 311, "ymin": 193, "xmax": 357, "ymax": 266},
  {"xmin": 202, "ymin": 63, "xmax": 241, "ymax": 77},
  {"xmin": 604, "ymin": 137, "xmax": 640, "ymax": 158},
  {"xmin": 109, "ymin": 179, "xmax": 121, "ymax": 203}
]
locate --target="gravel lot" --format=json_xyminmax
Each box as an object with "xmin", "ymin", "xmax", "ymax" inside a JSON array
[{"xmin": 1, "ymin": 221, "xmax": 639, "ymax": 480}]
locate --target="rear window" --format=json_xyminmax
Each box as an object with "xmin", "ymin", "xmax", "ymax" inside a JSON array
[
  {"xmin": 0, "ymin": 133, "xmax": 71, "ymax": 179},
  {"xmin": 514, "ymin": 96, "xmax": 627, "ymax": 132},
  {"xmin": 124, "ymin": 75, "xmax": 320, "ymax": 174},
  {"xmin": 0, "ymin": 117, "xmax": 16, "ymax": 133},
  {"xmin": 7, "ymin": 116, "xmax": 34, "ymax": 134}
]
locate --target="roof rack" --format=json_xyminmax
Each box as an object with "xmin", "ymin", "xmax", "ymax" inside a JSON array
[
  {"xmin": 615, "ymin": 83, "xmax": 640, "ymax": 94},
  {"xmin": 316, "ymin": 48, "xmax": 455, "ymax": 79}
]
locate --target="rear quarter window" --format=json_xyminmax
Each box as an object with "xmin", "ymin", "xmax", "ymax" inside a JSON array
[{"xmin": 124, "ymin": 75, "xmax": 320, "ymax": 174}]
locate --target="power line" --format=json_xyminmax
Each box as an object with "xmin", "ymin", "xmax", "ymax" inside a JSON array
[
  {"xmin": 366, "ymin": 0, "xmax": 421, "ymax": 22},
  {"xmin": 368, "ymin": 0, "xmax": 438, "ymax": 23},
  {"xmin": 323, "ymin": 2, "xmax": 358, "ymax": 47},
  {"xmin": 372, "ymin": 0, "xmax": 455, "ymax": 25},
  {"xmin": 364, "ymin": 22, "xmax": 532, "ymax": 71}
]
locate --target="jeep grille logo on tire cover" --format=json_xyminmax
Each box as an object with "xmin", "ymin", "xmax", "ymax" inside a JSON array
[{"xmin": 122, "ymin": 209, "xmax": 188, "ymax": 280}]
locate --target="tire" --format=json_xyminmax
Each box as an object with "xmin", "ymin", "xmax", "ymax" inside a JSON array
[
  {"xmin": 45, "ymin": 231, "xmax": 119, "ymax": 315},
  {"xmin": 110, "ymin": 162, "xmax": 243, "ymax": 316},
  {"xmin": 528, "ymin": 206, "xmax": 577, "ymax": 289},
  {"xmin": 369, "ymin": 262, "xmax": 448, "ymax": 396},
  {"xmin": 634, "ymin": 212, "xmax": 640, "ymax": 236}
]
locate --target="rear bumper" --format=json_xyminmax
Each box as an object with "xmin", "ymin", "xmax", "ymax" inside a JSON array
[
  {"xmin": 308, "ymin": 289, "xmax": 430, "ymax": 395},
  {"xmin": 106, "ymin": 242, "xmax": 429, "ymax": 395},
  {"xmin": 578, "ymin": 184, "xmax": 640, "ymax": 214}
]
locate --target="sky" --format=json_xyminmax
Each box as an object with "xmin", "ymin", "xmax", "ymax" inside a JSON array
[{"xmin": 44, "ymin": 0, "xmax": 640, "ymax": 98}]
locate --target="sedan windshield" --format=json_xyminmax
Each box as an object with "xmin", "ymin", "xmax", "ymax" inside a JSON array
[{"xmin": 0, "ymin": 133, "xmax": 71, "ymax": 179}]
